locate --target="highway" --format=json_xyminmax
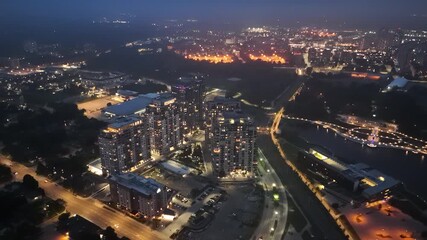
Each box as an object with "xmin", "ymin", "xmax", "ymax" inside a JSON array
[{"xmin": 0, "ymin": 156, "xmax": 166, "ymax": 240}]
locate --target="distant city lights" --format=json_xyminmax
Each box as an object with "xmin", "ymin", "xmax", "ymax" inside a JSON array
[
  {"xmin": 249, "ymin": 53, "xmax": 286, "ymax": 64},
  {"xmin": 185, "ymin": 54, "xmax": 234, "ymax": 64}
]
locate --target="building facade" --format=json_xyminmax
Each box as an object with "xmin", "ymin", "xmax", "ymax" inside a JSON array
[
  {"xmin": 205, "ymin": 96, "xmax": 241, "ymax": 141},
  {"xmin": 109, "ymin": 173, "xmax": 168, "ymax": 217},
  {"xmin": 99, "ymin": 117, "xmax": 151, "ymax": 175},
  {"xmin": 211, "ymin": 112, "xmax": 256, "ymax": 177},
  {"xmin": 146, "ymin": 93, "xmax": 183, "ymax": 155},
  {"xmin": 171, "ymin": 77, "xmax": 205, "ymax": 134}
]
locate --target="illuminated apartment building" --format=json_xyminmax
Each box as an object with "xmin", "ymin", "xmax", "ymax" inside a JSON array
[
  {"xmin": 146, "ymin": 93, "xmax": 183, "ymax": 155},
  {"xmin": 109, "ymin": 173, "xmax": 167, "ymax": 217},
  {"xmin": 99, "ymin": 117, "xmax": 150, "ymax": 175},
  {"xmin": 211, "ymin": 112, "xmax": 256, "ymax": 177},
  {"xmin": 205, "ymin": 96, "xmax": 241, "ymax": 140},
  {"xmin": 171, "ymin": 77, "xmax": 205, "ymax": 134}
]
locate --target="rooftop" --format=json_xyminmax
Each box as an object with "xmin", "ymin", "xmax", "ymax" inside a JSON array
[
  {"xmin": 110, "ymin": 173, "xmax": 165, "ymax": 197},
  {"xmin": 107, "ymin": 116, "xmax": 141, "ymax": 129},
  {"xmin": 308, "ymin": 148, "xmax": 400, "ymax": 198},
  {"xmin": 161, "ymin": 160, "xmax": 194, "ymax": 176},
  {"xmin": 349, "ymin": 163, "xmax": 400, "ymax": 198},
  {"xmin": 218, "ymin": 112, "xmax": 253, "ymax": 126},
  {"xmin": 104, "ymin": 96, "xmax": 153, "ymax": 116}
]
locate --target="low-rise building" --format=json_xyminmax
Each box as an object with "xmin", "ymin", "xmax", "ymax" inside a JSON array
[{"xmin": 297, "ymin": 148, "xmax": 401, "ymax": 200}]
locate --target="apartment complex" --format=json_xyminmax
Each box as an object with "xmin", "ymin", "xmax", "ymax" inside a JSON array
[
  {"xmin": 210, "ymin": 112, "xmax": 256, "ymax": 177},
  {"xmin": 205, "ymin": 96, "xmax": 242, "ymax": 141},
  {"xmin": 100, "ymin": 93, "xmax": 184, "ymax": 174},
  {"xmin": 99, "ymin": 117, "xmax": 150, "ymax": 175},
  {"xmin": 171, "ymin": 77, "xmax": 205, "ymax": 134},
  {"xmin": 146, "ymin": 93, "xmax": 183, "ymax": 155},
  {"xmin": 109, "ymin": 173, "xmax": 168, "ymax": 217}
]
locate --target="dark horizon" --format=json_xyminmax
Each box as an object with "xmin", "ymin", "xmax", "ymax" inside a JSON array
[{"xmin": 2, "ymin": 0, "xmax": 427, "ymax": 29}]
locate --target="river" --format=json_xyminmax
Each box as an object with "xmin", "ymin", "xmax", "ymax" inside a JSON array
[{"xmin": 297, "ymin": 125, "xmax": 427, "ymax": 200}]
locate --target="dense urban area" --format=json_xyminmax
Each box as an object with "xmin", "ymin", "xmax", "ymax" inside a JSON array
[{"xmin": 1, "ymin": 1, "xmax": 427, "ymax": 240}]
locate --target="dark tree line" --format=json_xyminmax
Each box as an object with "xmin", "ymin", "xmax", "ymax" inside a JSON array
[
  {"xmin": 0, "ymin": 164, "xmax": 12, "ymax": 183},
  {"xmin": 0, "ymin": 102, "xmax": 106, "ymax": 193},
  {"xmin": 57, "ymin": 213, "xmax": 129, "ymax": 240}
]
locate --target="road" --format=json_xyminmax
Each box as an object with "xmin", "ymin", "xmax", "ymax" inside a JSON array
[
  {"xmin": 264, "ymin": 106, "xmax": 346, "ymax": 239},
  {"xmin": 252, "ymin": 148, "xmax": 288, "ymax": 240},
  {"xmin": 0, "ymin": 156, "xmax": 166, "ymax": 240},
  {"xmin": 258, "ymin": 135, "xmax": 346, "ymax": 239},
  {"xmin": 257, "ymin": 76, "xmax": 346, "ymax": 240}
]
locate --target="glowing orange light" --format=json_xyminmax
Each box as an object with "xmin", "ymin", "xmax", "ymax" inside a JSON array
[{"xmin": 249, "ymin": 54, "xmax": 285, "ymax": 64}]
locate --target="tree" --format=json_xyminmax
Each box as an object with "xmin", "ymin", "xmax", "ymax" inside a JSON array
[
  {"xmin": 11, "ymin": 222, "xmax": 41, "ymax": 240},
  {"xmin": 190, "ymin": 188, "xmax": 201, "ymax": 198},
  {"xmin": 74, "ymin": 231, "xmax": 101, "ymax": 240},
  {"xmin": 192, "ymin": 145, "xmax": 203, "ymax": 158},
  {"xmin": 305, "ymin": 67, "xmax": 313, "ymax": 76},
  {"xmin": 36, "ymin": 162, "xmax": 49, "ymax": 176},
  {"xmin": 23, "ymin": 174, "xmax": 39, "ymax": 189},
  {"xmin": 58, "ymin": 212, "xmax": 70, "ymax": 222},
  {"xmin": 57, "ymin": 212, "xmax": 70, "ymax": 232},
  {"xmin": 0, "ymin": 164, "xmax": 12, "ymax": 183},
  {"xmin": 103, "ymin": 226, "xmax": 118, "ymax": 240}
]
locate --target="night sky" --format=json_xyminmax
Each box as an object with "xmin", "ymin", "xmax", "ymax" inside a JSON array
[{"xmin": 2, "ymin": 0, "xmax": 427, "ymax": 28}]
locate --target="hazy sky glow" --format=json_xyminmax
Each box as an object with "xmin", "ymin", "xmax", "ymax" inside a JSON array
[{"xmin": 1, "ymin": 0, "xmax": 427, "ymax": 28}]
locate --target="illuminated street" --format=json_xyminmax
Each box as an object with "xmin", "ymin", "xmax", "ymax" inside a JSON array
[
  {"xmin": 0, "ymin": 156, "xmax": 166, "ymax": 240},
  {"xmin": 252, "ymin": 148, "xmax": 288, "ymax": 240}
]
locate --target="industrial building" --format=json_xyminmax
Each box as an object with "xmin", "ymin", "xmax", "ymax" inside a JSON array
[{"xmin": 297, "ymin": 148, "xmax": 401, "ymax": 200}]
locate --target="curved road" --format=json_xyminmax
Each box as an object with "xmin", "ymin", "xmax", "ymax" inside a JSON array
[
  {"xmin": 252, "ymin": 148, "xmax": 288, "ymax": 240},
  {"xmin": 257, "ymin": 76, "xmax": 346, "ymax": 240}
]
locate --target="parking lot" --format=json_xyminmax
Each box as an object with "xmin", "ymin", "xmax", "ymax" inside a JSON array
[
  {"xmin": 174, "ymin": 184, "xmax": 264, "ymax": 240},
  {"xmin": 144, "ymin": 166, "xmax": 208, "ymax": 197}
]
